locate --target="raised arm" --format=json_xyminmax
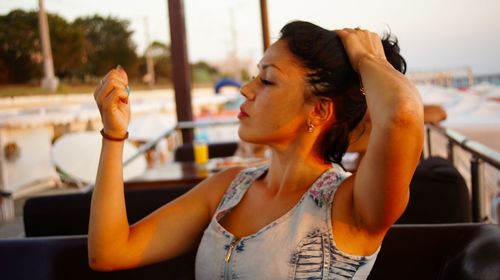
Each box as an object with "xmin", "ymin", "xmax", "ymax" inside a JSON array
[
  {"xmin": 337, "ymin": 29, "xmax": 424, "ymax": 232},
  {"xmin": 88, "ymin": 67, "xmax": 236, "ymax": 271}
]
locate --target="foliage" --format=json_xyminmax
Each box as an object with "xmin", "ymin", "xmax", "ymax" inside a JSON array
[
  {"xmin": 49, "ymin": 14, "xmax": 85, "ymax": 78},
  {"xmin": 191, "ymin": 61, "xmax": 219, "ymax": 83},
  {"xmin": 0, "ymin": 10, "xmax": 140, "ymax": 83},
  {"xmin": 73, "ymin": 15, "xmax": 139, "ymax": 79},
  {"xmin": 0, "ymin": 10, "xmax": 87, "ymax": 83},
  {"xmin": 139, "ymin": 41, "xmax": 221, "ymax": 84},
  {"xmin": 240, "ymin": 69, "xmax": 251, "ymax": 82},
  {"xmin": 138, "ymin": 41, "xmax": 172, "ymax": 83},
  {"xmin": 0, "ymin": 10, "xmax": 41, "ymax": 83},
  {"xmin": 0, "ymin": 9, "xmax": 219, "ymax": 86}
]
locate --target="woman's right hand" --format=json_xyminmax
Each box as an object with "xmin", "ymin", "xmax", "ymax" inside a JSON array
[{"xmin": 93, "ymin": 67, "xmax": 131, "ymax": 139}]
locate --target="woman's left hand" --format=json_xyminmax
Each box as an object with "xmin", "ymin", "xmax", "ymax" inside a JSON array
[{"xmin": 335, "ymin": 28, "xmax": 386, "ymax": 73}]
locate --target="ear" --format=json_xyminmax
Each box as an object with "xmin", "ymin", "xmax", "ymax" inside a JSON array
[{"xmin": 309, "ymin": 97, "xmax": 334, "ymax": 126}]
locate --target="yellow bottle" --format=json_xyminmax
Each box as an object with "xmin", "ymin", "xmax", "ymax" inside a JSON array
[
  {"xmin": 193, "ymin": 131, "xmax": 209, "ymax": 165},
  {"xmin": 194, "ymin": 142, "xmax": 209, "ymax": 165}
]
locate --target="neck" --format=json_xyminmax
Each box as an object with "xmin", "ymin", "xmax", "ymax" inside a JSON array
[{"xmin": 262, "ymin": 140, "xmax": 331, "ymax": 196}]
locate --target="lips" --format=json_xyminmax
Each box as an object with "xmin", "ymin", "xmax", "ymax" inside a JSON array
[{"xmin": 238, "ymin": 107, "xmax": 249, "ymax": 119}]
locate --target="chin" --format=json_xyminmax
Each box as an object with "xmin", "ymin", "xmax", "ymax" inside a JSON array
[
  {"xmin": 238, "ymin": 127, "xmax": 262, "ymax": 144},
  {"xmin": 238, "ymin": 127, "xmax": 251, "ymax": 142}
]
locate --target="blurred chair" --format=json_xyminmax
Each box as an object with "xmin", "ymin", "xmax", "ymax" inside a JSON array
[
  {"xmin": 368, "ymin": 223, "xmax": 500, "ymax": 280},
  {"xmin": 1, "ymin": 224, "xmax": 498, "ymax": 280},
  {"xmin": 0, "ymin": 235, "xmax": 196, "ymax": 280},
  {"xmin": 23, "ymin": 186, "xmax": 193, "ymax": 237},
  {"xmin": 396, "ymin": 156, "xmax": 472, "ymax": 224},
  {"xmin": 174, "ymin": 141, "xmax": 238, "ymax": 162}
]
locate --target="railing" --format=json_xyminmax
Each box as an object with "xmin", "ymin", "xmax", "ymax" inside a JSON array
[
  {"xmin": 425, "ymin": 124, "xmax": 500, "ymax": 222},
  {"xmin": 127, "ymin": 121, "xmax": 500, "ymax": 223},
  {"xmin": 4, "ymin": 120, "xmax": 496, "ymax": 223},
  {"xmin": 123, "ymin": 118, "xmax": 239, "ymax": 166},
  {"xmin": 0, "ymin": 118, "xmax": 239, "ymax": 221}
]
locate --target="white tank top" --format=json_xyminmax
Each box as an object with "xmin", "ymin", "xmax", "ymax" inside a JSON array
[{"xmin": 195, "ymin": 164, "xmax": 379, "ymax": 279}]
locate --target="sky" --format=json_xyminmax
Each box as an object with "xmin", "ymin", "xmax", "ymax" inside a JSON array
[{"xmin": 1, "ymin": 0, "xmax": 500, "ymax": 75}]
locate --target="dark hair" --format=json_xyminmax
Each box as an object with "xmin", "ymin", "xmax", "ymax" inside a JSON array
[{"xmin": 279, "ymin": 21, "xmax": 407, "ymax": 164}]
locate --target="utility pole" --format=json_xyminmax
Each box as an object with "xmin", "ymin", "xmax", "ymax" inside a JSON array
[
  {"xmin": 144, "ymin": 17, "xmax": 155, "ymax": 86},
  {"xmin": 229, "ymin": 7, "xmax": 238, "ymax": 78},
  {"xmin": 467, "ymin": 66, "xmax": 474, "ymax": 87},
  {"xmin": 38, "ymin": 0, "xmax": 59, "ymax": 92}
]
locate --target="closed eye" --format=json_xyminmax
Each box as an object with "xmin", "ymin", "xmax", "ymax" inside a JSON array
[{"xmin": 259, "ymin": 77, "xmax": 274, "ymax": 86}]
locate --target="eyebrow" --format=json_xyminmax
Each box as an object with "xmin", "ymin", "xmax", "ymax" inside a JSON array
[{"xmin": 257, "ymin": 63, "xmax": 284, "ymax": 74}]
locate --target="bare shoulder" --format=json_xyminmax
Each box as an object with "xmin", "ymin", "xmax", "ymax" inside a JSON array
[{"xmin": 192, "ymin": 166, "xmax": 245, "ymax": 215}]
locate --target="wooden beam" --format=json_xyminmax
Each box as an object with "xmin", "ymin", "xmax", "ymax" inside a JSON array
[
  {"xmin": 168, "ymin": 0, "xmax": 194, "ymax": 143},
  {"xmin": 259, "ymin": 0, "xmax": 270, "ymax": 51}
]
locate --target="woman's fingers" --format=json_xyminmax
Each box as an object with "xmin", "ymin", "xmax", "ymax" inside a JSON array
[
  {"xmin": 335, "ymin": 27, "xmax": 386, "ymax": 72},
  {"xmin": 100, "ymin": 85, "xmax": 130, "ymax": 137},
  {"xmin": 102, "ymin": 78, "xmax": 128, "ymax": 100},
  {"xmin": 115, "ymin": 66, "xmax": 129, "ymax": 85},
  {"xmin": 102, "ymin": 85, "xmax": 129, "ymax": 110},
  {"xmin": 92, "ymin": 66, "xmax": 131, "ymax": 138},
  {"xmin": 94, "ymin": 69, "xmax": 129, "ymax": 105}
]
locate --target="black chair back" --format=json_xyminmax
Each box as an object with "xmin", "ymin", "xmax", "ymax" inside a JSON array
[
  {"xmin": 23, "ymin": 186, "xmax": 192, "ymax": 237},
  {"xmin": 397, "ymin": 156, "xmax": 472, "ymax": 224},
  {"xmin": 0, "ymin": 235, "xmax": 196, "ymax": 280},
  {"xmin": 369, "ymin": 224, "xmax": 500, "ymax": 280},
  {"xmin": 1, "ymin": 224, "xmax": 499, "ymax": 280}
]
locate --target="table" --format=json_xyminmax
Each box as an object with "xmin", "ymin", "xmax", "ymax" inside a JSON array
[
  {"xmin": 125, "ymin": 162, "xmax": 209, "ymax": 189},
  {"xmin": 125, "ymin": 156, "xmax": 358, "ymax": 190}
]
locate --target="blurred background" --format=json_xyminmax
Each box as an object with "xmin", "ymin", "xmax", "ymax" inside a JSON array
[
  {"xmin": 0, "ymin": 0, "xmax": 499, "ymax": 235},
  {"xmin": 1, "ymin": 0, "xmax": 499, "ymax": 93}
]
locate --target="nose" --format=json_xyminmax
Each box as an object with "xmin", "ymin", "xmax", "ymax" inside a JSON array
[{"xmin": 240, "ymin": 81, "xmax": 256, "ymax": 101}]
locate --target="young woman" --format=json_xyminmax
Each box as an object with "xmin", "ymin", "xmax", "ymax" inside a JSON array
[{"xmin": 89, "ymin": 21, "xmax": 423, "ymax": 279}]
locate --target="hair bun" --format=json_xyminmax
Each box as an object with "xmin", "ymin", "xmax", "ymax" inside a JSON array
[{"xmin": 381, "ymin": 34, "xmax": 407, "ymax": 74}]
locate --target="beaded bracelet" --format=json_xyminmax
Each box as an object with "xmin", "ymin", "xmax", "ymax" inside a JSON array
[{"xmin": 100, "ymin": 129, "xmax": 129, "ymax": 141}]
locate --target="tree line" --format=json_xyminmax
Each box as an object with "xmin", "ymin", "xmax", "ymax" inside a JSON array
[{"xmin": 0, "ymin": 9, "xmax": 219, "ymax": 85}]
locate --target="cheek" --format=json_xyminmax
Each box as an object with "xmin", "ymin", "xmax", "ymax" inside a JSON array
[
  {"xmin": 260, "ymin": 99, "xmax": 305, "ymax": 131},
  {"xmin": 258, "ymin": 95, "xmax": 293, "ymax": 116}
]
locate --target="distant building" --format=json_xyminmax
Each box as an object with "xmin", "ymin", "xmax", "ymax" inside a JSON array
[{"xmin": 408, "ymin": 67, "xmax": 500, "ymax": 88}]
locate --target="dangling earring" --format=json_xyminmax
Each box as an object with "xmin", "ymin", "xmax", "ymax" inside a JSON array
[{"xmin": 307, "ymin": 120, "xmax": 315, "ymax": 133}]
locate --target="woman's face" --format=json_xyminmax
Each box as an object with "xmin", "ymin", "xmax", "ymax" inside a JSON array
[{"xmin": 238, "ymin": 40, "xmax": 312, "ymax": 145}]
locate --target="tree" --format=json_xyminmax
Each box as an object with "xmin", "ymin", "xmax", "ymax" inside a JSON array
[
  {"xmin": 0, "ymin": 10, "xmax": 41, "ymax": 83},
  {"xmin": 0, "ymin": 9, "xmax": 85, "ymax": 83},
  {"xmin": 73, "ymin": 15, "xmax": 139, "ymax": 79},
  {"xmin": 191, "ymin": 61, "xmax": 219, "ymax": 84},
  {"xmin": 49, "ymin": 14, "xmax": 85, "ymax": 79},
  {"xmin": 138, "ymin": 41, "xmax": 172, "ymax": 83},
  {"xmin": 0, "ymin": 10, "xmax": 141, "ymax": 84}
]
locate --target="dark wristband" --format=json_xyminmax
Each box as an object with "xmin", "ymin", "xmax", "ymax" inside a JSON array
[{"xmin": 100, "ymin": 129, "xmax": 129, "ymax": 141}]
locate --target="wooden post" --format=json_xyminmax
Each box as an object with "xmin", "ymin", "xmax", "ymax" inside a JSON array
[
  {"xmin": 168, "ymin": 0, "xmax": 194, "ymax": 143},
  {"xmin": 259, "ymin": 0, "xmax": 270, "ymax": 51}
]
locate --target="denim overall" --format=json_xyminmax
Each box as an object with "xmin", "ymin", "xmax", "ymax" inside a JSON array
[{"xmin": 196, "ymin": 164, "xmax": 379, "ymax": 280}]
